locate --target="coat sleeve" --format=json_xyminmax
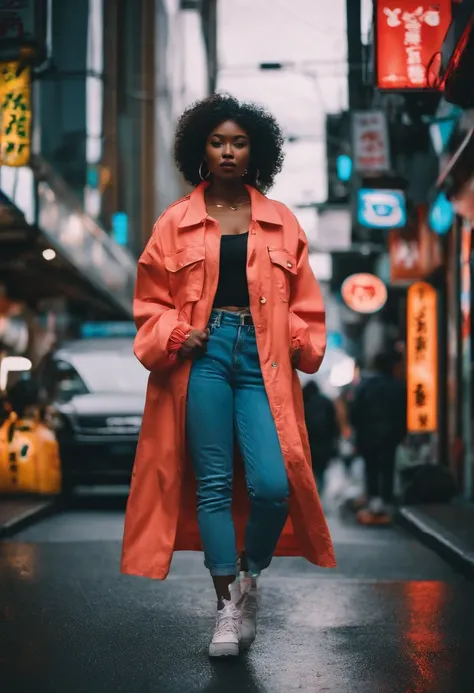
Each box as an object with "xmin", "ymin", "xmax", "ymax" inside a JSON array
[
  {"xmin": 289, "ymin": 225, "xmax": 326, "ymax": 374},
  {"xmin": 133, "ymin": 228, "xmax": 192, "ymax": 372}
]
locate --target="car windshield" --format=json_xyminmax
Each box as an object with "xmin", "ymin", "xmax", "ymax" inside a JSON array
[{"xmin": 67, "ymin": 350, "xmax": 149, "ymax": 394}]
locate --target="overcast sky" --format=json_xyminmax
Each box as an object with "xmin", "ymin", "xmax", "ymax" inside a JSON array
[
  {"xmin": 216, "ymin": 0, "xmax": 372, "ymax": 232},
  {"xmin": 217, "ymin": 0, "xmax": 348, "ymax": 218}
]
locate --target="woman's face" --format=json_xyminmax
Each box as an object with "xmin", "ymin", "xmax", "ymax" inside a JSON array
[{"xmin": 204, "ymin": 120, "xmax": 250, "ymax": 182}]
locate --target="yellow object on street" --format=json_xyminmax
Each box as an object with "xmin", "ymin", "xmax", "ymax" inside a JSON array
[{"xmin": 0, "ymin": 415, "xmax": 62, "ymax": 495}]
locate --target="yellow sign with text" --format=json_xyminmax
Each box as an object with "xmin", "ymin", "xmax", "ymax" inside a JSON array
[
  {"xmin": 407, "ymin": 282, "xmax": 438, "ymax": 433},
  {"xmin": 0, "ymin": 62, "xmax": 32, "ymax": 167}
]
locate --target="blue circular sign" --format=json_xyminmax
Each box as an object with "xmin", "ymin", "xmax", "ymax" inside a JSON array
[{"xmin": 429, "ymin": 192, "xmax": 454, "ymax": 235}]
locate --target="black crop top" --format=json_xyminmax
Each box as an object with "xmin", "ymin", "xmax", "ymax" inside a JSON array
[{"xmin": 213, "ymin": 232, "xmax": 250, "ymax": 308}]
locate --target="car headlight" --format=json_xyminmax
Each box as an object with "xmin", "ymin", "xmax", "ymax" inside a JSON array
[{"xmin": 48, "ymin": 409, "xmax": 66, "ymax": 431}]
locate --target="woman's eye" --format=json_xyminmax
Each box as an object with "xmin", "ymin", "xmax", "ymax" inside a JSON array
[
  {"xmin": 234, "ymin": 142, "xmax": 246, "ymax": 149},
  {"xmin": 210, "ymin": 141, "xmax": 222, "ymax": 148}
]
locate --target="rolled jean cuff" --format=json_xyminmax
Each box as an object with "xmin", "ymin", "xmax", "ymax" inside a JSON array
[
  {"xmin": 247, "ymin": 554, "xmax": 272, "ymax": 578},
  {"xmin": 204, "ymin": 556, "xmax": 240, "ymax": 576},
  {"xmin": 207, "ymin": 563, "xmax": 240, "ymax": 577}
]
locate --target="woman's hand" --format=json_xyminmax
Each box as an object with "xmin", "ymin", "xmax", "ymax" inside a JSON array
[{"xmin": 179, "ymin": 328, "xmax": 210, "ymax": 359}]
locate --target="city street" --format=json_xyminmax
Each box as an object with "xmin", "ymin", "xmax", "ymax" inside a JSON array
[
  {"xmin": 2, "ymin": 1, "xmax": 474, "ymax": 692},
  {"xmin": 1, "ymin": 491, "xmax": 473, "ymax": 693}
]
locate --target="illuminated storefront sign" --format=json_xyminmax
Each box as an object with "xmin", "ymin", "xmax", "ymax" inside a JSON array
[
  {"xmin": 407, "ymin": 281, "xmax": 438, "ymax": 432},
  {"xmin": 376, "ymin": 1, "xmax": 452, "ymax": 90},
  {"xmin": 341, "ymin": 273, "xmax": 388, "ymax": 314},
  {"xmin": 358, "ymin": 188, "xmax": 407, "ymax": 229},
  {"xmin": 0, "ymin": 62, "xmax": 32, "ymax": 167}
]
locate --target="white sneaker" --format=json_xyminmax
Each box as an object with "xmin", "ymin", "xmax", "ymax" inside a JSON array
[
  {"xmin": 209, "ymin": 599, "xmax": 241, "ymax": 658},
  {"xmin": 368, "ymin": 496, "xmax": 385, "ymax": 514},
  {"xmin": 239, "ymin": 575, "xmax": 258, "ymax": 650}
]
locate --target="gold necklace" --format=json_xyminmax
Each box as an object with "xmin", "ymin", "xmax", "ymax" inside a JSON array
[{"xmin": 209, "ymin": 201, "xmax": 251, "ymax": 212}]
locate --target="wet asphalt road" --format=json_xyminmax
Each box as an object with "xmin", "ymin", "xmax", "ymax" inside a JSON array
[{"xmin": 1, "ymin": 492, "xmax": 473, "ymax": 693}]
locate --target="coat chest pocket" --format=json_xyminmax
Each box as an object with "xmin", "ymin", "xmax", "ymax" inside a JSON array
[
  {"xmin": 164, "ymin": 245, "xmax": 206, "ymax": 305},
  {"xmin": 268, "ymin": 247, "xmax": 297, "ymax": 302}
]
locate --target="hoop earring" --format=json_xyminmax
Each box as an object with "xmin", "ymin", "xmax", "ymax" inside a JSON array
[
  {"xmin": 199, "ymin": 161, "xmax": 210, "ymax": 180},
  {"xmin": 255, "ymin": 168, "xmax": 260, "ymax": 185}
]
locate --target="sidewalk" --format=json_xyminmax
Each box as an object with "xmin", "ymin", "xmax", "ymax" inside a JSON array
[
  {"xmin": 0, "ymin": 496, "xmax": 58, "ymax": 538},
  {"xmin": 397, "ymin": 502, "xmax": 474, "ymax": 580}
]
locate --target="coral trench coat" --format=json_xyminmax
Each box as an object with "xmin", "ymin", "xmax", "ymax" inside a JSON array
[{"xmin": 120, "ymin": 182, "xmax": 336, "ymax": 580}]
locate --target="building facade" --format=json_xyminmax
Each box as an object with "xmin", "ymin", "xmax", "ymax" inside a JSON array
[{"xmin": 0, "ymin": 0, "xmax": 217, "ymax": 371}]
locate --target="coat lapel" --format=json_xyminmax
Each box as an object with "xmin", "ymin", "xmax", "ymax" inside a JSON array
[{"xmin": 246, "ymin": 185, "xmax": 283, "ymax": 227}]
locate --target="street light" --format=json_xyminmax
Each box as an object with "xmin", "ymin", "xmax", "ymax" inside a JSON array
[{"xmin": 259, "ymin": 63, "xmax": 288, "ymax": 71}]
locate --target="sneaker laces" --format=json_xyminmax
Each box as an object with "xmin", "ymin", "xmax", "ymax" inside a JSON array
[
  {"xmin": 214, "ymin": 601, "xmax": 240, "ymax": 638},
  {"xmin": 239, "ymin": 577, "xmax": 258, "ymax": 619},
  {"xmin": 241, "ymin": 591, "xmax": 257, "ymax": 620},
  {"xmin": 368, "ymin": 497, "xmax": 385, "ymax": 514}
]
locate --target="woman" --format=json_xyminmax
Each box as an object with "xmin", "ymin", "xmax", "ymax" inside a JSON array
[{"xmin": 121, "ymin": 94, "xmax": 336, "ymax": 657}]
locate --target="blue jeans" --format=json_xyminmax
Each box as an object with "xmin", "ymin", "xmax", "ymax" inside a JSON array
[{"xmin": 186, "ymin": 310, "xmax": 290, "ymax": 577}]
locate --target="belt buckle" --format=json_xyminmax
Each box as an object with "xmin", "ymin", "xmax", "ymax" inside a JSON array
[{"xmin": 241, "ymin": 313, "xmax": 252, "ymax": 326}]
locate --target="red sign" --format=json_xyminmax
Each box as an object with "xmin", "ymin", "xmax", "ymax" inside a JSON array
[
  {"xmin": 389, "ymin": 205, "xmax": 443, "ymax": 285},
  {"xmin": 461, "ymin": 220, "xmax": 471, "ymax": 343},
  {"xmin": 341, "ymin": 273, "xmax": 388, "ymax": 314},
  {"xmin": 376, "ymin": 2, "xmax": 452, "ymax": 90}
]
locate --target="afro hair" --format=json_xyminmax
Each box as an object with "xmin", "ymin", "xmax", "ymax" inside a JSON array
[{"xmin": 174, "ymin": 93, "xmax": 285, "ymax": 193}]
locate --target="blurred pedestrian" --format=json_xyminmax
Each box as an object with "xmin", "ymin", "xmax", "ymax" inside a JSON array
[
  {"xmin": 121, "ymin": 94, "xmax": 335, "ymax": 658},
  {"xmin": 350, "ymin": 351, "xmax": 406, "ymax": 525},
  {"xmin": 302, "ymin": 380, "xmax": 339, "ymax": 491}
]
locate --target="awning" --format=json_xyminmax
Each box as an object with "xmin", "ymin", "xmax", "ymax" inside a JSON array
[{"xmin": 0, "ymin": 157, "xmax": 136, "ymax": 319}]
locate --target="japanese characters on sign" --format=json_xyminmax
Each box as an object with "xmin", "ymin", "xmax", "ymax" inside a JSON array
[
  {"xmin": 376, "ymin": 2, "xmax": 452, "ymax": 90},
  {"xmin": 352, "ymin": 111, "xmax": 391, "ymax": 172},
  {"xmin": 389, "ymin": 205, "xmax": 442, "ymax": 285},
  {"xmin": 341, "ymin": 273, "xmax": 388, "ymax": 314},
  {"xmin": 389, "ymin": 234, "xmax": 422, "ymax": 283},
  {"xmin": 0, "ymin": 61, "xmax": 31, "ymax": 167},
  {"xmin": 407, "ymin": 281, "xmax": 438, "ymax": 432}
]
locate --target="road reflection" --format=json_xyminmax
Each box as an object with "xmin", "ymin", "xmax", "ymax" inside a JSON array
[{"xmin": 401, "ymin": 581, "xmax": 450, "ymax": 693}]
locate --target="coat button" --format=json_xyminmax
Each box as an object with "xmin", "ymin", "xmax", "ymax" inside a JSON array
[
  {"xmin": 271, "ymin": 362, "xmax": 278, "ymax": 368},
  {"xmin": 287, "ymin": 261, "xmax": 293, "ymax": 268},
  {"xmin": 260, "ymin": 297, "xmax": 267, "ymax": 304}
]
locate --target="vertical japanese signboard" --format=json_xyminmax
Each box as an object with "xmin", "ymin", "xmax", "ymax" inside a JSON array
[
  {"xmin": 461, "ymin": 221, "xmax": 471, "ymax": 345},
  {"xmin": 352, "ymin": 111, "xmax": 391, "ymax": 172},
  {"xmin": 460, "ymin": 220, "xmax": 472, "ymax": 497},
  {"xmin": 407, "ymin": 281, "xmax": 438, "ymax": 432},
  {"xmin": 376, "ymin": 1, "xmax": 452, "ymax": 90},
  {"xmin": 0, "ymin": 62, "xmax": 31, "ymax": 167}
]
